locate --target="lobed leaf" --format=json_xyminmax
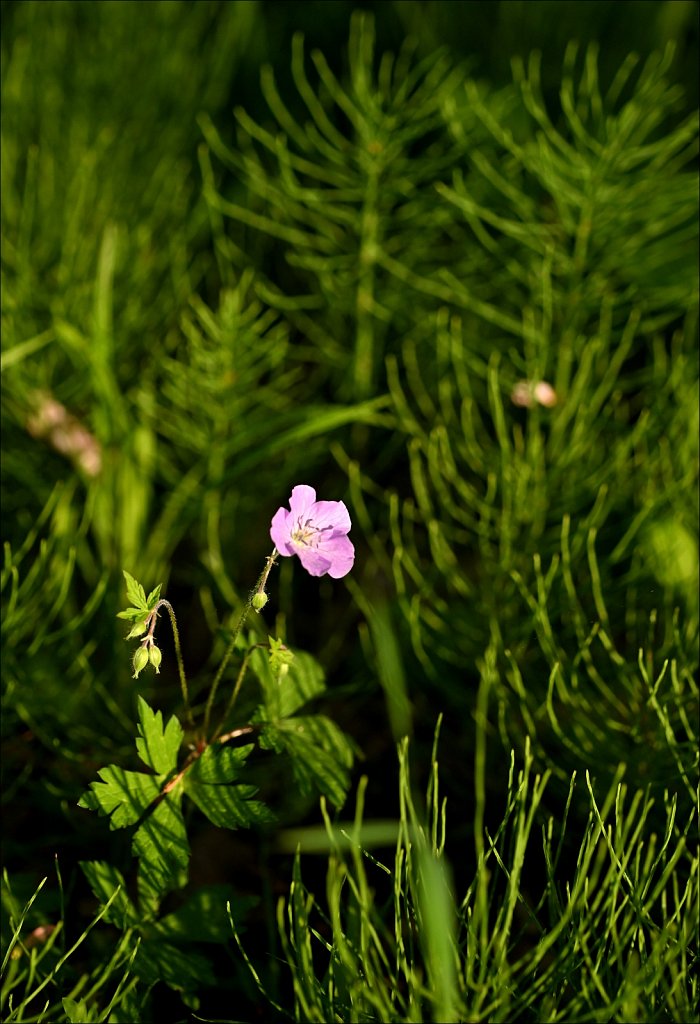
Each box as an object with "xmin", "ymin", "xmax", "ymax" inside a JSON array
[
  {"xmin": 133, "ymin": 938, "xmax": 216, "ymax": 991},
  {"xmin": 251, "ymin": 645, "xmax": 327, "ymax": 719},
  {"xmin": 186, "ymin": 743, "xmax": 253, "ymax": 784},
  {"xmin": 186, "ymin": 777, "xmax": 274, "ymax": 830},
  {"xmin": 134, "ymin": 795, "xmax": 189, "ymax": 917},
  {"xmin": 154, "ymin": 884, "xmax": 258, "ymax": 944},
  {"xmin": 262, "ymin": 714, "xmax": 355, "ymax": 809},
  {"xmin": 79, "ymin": 860, "xmax": 139, "ymax": 930},
  {"xmin": 77, "ymin": 765, "xmax": 160, "ymax": 829},
  {"xmin": 250, "ymin": 645, "xmax": 355, "ymax": 808},
  {"xmin": 135, "ymin": 695, "xmax": 184, "ymax": 775},
  {"xmin": 122, "ymin": 570, "xmax": 148, "ymax": 611},
  {"xmin": 184, "ymin": 744, "xmax": 274, "ymax": 829}
]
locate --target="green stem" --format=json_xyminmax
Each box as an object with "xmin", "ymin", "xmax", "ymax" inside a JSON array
[
  {"xmin": 202, "ymin": 549, "xmax": 278, "ymax": 740},
  {"xmin": 211, "ymin": 640, "xmax": 270, "ymax": 742},
  {"xmin": 211, "ymin": 649, "xmax": 252, "ymax": 743},
  {"xmin": 151, "ymin": 600, "xmax": 194, "ymax": 731}
]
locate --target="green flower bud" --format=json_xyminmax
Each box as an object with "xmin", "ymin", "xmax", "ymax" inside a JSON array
[
  {"xmin": 148, "ymin": 644, "xmax": 162, "ymax": 673},
  {"xmin": 132, "ymin": 645, "xmax": 149, "ymax": 678},
  {"xmin": 252, "ymin": 592, "xmax": 268, "ymax": 612}
]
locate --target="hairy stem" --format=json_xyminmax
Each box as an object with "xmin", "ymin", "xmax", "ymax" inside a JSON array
[
  {"xmin": 202, "ymin": 550, "xmax": 278, "ymax": 740},
  {"xmin": 150, "ymin": 599, "xmax": 194, "ymax": 731},
  {"xmin": 211, "ymin": 649, "xmax": 252, "ymax": 743}
]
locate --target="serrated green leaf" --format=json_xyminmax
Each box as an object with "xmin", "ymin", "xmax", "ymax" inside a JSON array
[
  {"xmin": 79, "ymin": 860, "xmax": 138, "ymax": 929},
  {"xmin": 123, "ymin": 570, "xmax": 148, "ymax": 611},
  {"xmin": 134, "ymin": 795, "xmax": 189, "ymax": 917},
  {"xmin": 249, "ymin": 646, "xmax": 352, "ymax": 807},
  {"xmin": 257, "ymin": 726, "xmax": 284, "ymax": 754},
  {"xmin": 268, "ymin": 635, "xmax": 295, "ymax": 675},
  {"xmin": 116, "ymin": 608, "xmax": 147, "ymax": 621},
  {"xmin": 135, "ymin": 695, "xmax": 183, "ymax": 775},
  {"xmin": 186, "ymin": 743, "xmax": 253, "ymax": 784},
  {"xmin": 146, "ymin": 584, "xmax": 163, "ymax": 606},
  {"xmin": 184, "ymin": 745, "xmax": 274, "ymax": 829},
  {"xmin": 77, "ymin": 788, "xmax": 102, "ymax": 814},
  {"xmin": 134, "ymin": 937, "xmax": 215, "ymax": 991},
  {"xmin": 186, "ymin": 778, "xmax": 274, "ymax": 829},
  {"xmin": 78, "ymin": 765, "xmax": 160, "ymax": 828},
  {"xmin": 153, "ymin": 885, "xmax": 257, "ymax": 944},
  {"xmin": 251, "ymin": 646, "xmax": 326, "ymax": 719},
  {"xmin": 263, "ymin": 714, "xmax": 355, "ymax": 809}
]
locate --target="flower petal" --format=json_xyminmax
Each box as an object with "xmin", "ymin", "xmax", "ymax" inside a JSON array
[
  {"xmin": 288, "ymin": 485, "xmax": 317, "ymax": 520},
  {"xmin": 270, "ymin": 507, "xmax": 294, "ymax": 554},
  {"xmin": 320, "ymin": 534, "xmax": 355, "ymax": 578},
  {"xmin": 309, "ymin": 499, "xmax": 351, "ymax": 534},
  {"xmin": 295, "ymin": 545, "xmax": 333, "ymax": 577}
]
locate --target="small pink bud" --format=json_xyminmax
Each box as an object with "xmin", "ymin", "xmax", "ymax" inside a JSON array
[
  {"xmin": 511, "ymin": 381, "xmax": 534, "ymax": 407},
  {"xmin": 27, "ymin": 391, "xmax": 102, "ymax": 476},
  {"xmin": 533, "ymin": 381, "xmax": 557, "ymax": 407},
  {"xmin": 510, "ymin": 380, "xmax": 558, "ymax": 408},
  {"xmin": 26, "ymin": 924, "xmax": 56, "ymax": 947}
]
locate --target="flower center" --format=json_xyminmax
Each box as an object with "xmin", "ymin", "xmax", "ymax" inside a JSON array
[
  {"xmin": 291, "ymin": 516, "xmax": 319, "ymax": 548},
  {"xmin": 290, "ymin": 515, "xmax": 334, "ymax": 548}
]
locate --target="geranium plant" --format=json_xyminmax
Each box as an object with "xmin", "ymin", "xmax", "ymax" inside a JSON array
[{"xmin": 76, "ymin": 486, "xmax": 356, "ymax": 1000}]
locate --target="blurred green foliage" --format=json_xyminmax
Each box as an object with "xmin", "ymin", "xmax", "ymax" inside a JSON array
[{"xmin": 1, "ymin": 1, "xmax": 698, "ymax": 1021}]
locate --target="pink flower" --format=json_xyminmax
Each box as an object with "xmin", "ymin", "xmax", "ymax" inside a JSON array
[{"xmin": 270, "ymin": 485, "xmax": 355, "ymax": 578}]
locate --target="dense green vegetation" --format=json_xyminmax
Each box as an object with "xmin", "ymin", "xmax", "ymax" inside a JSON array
[{"xmin": 2, "ymin": 2, "xmax": 698, "ymax": 1021}]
